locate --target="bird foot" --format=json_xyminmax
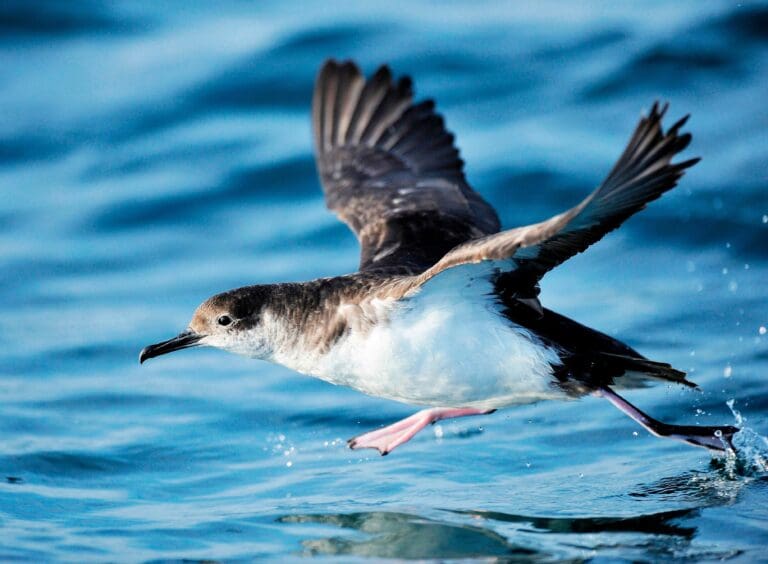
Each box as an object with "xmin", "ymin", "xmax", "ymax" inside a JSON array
[
  {"xmin": 348, "ymin": 407, "xmax": 494, "ymax": 455},
  {"xmin": 596, "ymin": 386, "xmax": 739, "ymax": 453}
]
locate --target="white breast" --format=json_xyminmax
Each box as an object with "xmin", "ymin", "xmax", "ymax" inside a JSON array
[{"xmin": 277, "ymin": 272, "xmax": 566, "ymax": 410}]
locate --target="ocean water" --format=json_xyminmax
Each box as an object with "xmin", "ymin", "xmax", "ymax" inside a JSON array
[{"xmin": 2, "ymin": 1, "xmax": 768, "ymax": 561}]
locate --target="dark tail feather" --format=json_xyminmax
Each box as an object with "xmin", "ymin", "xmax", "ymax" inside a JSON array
[{"xmin": 598, "ymin": 352, "xmax": 697, "ymax": 389}]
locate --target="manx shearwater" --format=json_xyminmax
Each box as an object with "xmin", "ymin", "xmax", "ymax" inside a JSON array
[{"xmin": 140, "ymin": 60, "xmax": 738, "ymax": 455}]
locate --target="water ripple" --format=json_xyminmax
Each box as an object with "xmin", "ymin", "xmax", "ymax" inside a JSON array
[{"xmin": 1, "ymin": 1, "xmax": 766, "ymax": 560}]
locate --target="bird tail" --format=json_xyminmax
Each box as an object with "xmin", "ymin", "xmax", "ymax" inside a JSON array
[{"xmin": 597, "ymin": 352, "xmax": 698, "ymax": 389}]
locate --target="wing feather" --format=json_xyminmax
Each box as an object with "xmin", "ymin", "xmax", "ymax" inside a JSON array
[
  {"xmin": 397, "ymin": 103, "xmax": 699, "ymax": 295},
  {"xmin": 313, "ymin": 60, "xmax": 500, "ymax": 274}
]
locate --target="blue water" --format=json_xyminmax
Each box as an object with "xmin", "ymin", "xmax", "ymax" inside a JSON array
[{"xmin": 2, "ymin": 1, "xmax": 768, "ymax": 561}]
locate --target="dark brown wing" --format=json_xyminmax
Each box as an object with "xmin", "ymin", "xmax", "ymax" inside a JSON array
[
  {"xmin": 312, "ymin": 60, "xmax": 500, "ymax": 274},
  {"xmin": 399, "ymin": 102, "xmax": 699, "ymax": 294},
  {"xmin": 505, "ymin": 102, "xmax": 699, "ymax": 285}
]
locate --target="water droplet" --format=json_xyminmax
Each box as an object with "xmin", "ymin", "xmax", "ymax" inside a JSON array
[
  {"xmin": 729, "ymin": 280, "xmax": 738, "ymax": 292},
  {"xmin": 723, "ymin": 365, "xmax": 733, "ymax": 378},
  {"xmin": 759, "ymin": 326, "xmax": 767, "ymax": 335},
  {"xmin": 763, "ymin": 214, "xmax": 768, "ymax": 224},
  {"xmin": 721, "ymin": 267, "xmax": 728, "ymax": 275},
  {"xmin": 286, "ymin": 461, "xmax": 293, "ymax": 467},
  {"xmin": 632, "ymin": 431, "xmax": 638, "ymax": 436}
]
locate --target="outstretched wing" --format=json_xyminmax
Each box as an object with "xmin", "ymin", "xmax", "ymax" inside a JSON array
[
  {"xmin": 400, "ymin": 102, "xmax": 699, "ymax": 296},
  {"xmin": 312, "ymin": 60, "xmax": 500, "ymax": 274}
]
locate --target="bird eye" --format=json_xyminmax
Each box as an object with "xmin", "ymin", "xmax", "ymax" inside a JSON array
[{"xmin": 217, "ymin": 315, "xmax": 233, "ymax": 326}]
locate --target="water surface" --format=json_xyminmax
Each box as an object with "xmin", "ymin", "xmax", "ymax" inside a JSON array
[{"xmin": 2, "ymin": 1, "xmax": 768, "ymax": 561}]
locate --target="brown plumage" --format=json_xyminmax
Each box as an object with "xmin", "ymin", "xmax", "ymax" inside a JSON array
[{"xmin": 313, "ymin": 60, "xmax": 500, "ymax": 274}]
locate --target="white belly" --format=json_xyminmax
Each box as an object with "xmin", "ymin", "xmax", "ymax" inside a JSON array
[{"xmin": 299, "ymin": 292, "xmax": 566, "ymax": 409}]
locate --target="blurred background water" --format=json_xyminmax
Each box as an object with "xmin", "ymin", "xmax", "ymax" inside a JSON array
[{"xmin": 1, "ymin": 1, "xmax": 767, "ymax": 561}]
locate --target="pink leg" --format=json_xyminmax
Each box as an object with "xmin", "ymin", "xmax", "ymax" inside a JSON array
[{"xmin": 348, "ymin": 407, "xmax": 495, "ymax": 455}]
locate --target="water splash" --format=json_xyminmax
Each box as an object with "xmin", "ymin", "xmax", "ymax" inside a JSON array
[{"xmin": 721, "ymin": 399, "xmax": 768, "ymax": 476}]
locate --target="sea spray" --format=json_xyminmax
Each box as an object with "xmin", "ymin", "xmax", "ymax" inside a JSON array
[{"xmin": 723, "ymin": 399, "xmax": 768, "ymax": 476}]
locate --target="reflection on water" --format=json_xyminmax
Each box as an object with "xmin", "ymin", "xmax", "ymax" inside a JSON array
[
  {"xmin": 450, "ymin": 507, "xmax": 698, "ymax": 538},
  {"xmin": 278, "ymin": 447, "xmax": 768, "ymax": 560},
  {"xmin": 279, "ymin": 512, "xmax": 543, "ymax": 560},
  {"xmin": 279, "ymin": 507, "xmax": 704, "ymax": 561}
]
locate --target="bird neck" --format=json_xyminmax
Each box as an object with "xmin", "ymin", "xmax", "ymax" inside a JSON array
[{"xmin": 263, "ymin": 274, "xmax": 394, "ymax": 370}]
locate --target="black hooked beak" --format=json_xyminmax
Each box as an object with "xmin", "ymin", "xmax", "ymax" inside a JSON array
[{"xmin": 139, "ymin": 329, "xmax": 203, "ymax": 364}]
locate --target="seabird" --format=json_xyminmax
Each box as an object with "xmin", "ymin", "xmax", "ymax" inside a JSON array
[{"xmin": 140, "ymin": 60, "xmax": 738, "ymax": 455}]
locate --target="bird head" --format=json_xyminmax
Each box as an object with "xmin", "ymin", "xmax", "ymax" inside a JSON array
[{"xmin": 139, "ymin": 286, "xmax": 272, "ymax": 364}]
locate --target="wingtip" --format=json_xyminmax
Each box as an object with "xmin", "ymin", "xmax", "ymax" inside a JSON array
[
  {"xmin": 323, "ymin": 62, "xmax": 410, "ymax": 94},
  {"xmin": 646, "ymin": 100, "xmax": 670, "ymax": 122},
  {"xmin": 669, "ymin": 113, "xmax": 691, "ymax": 134},
  {"xmin": 372, "ymin": 63, "xmax": 393, "ymax": 84},
  {"xmin": 396, "ymin": 75, "xmax": 413, "ymax": 98},
  {"xmin": 318, "ymin": 58, "xmax": 362, "ymax": 80},
  {"xmin": 677, "ymin": 156, "xmax": 702, "ymax": 170},
  {"xmin": 318, "ymin": 58, "xmax": 339, "ymax": 74}
]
